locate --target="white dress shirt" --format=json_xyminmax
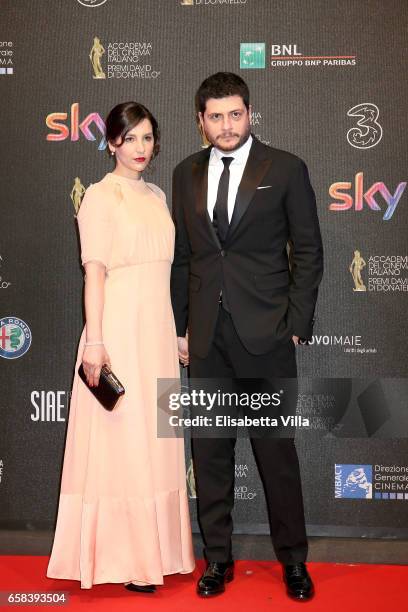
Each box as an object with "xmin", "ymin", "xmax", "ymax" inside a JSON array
[{"xmin": 207, "ymin": 134, "xmax": 253, "ymax": 222}]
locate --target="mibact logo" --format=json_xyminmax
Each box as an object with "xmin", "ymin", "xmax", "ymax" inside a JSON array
[
  {"xmin": 46, "ymin": 103, "xmax": 107, "ymax": 150},
  {"xmin": 329, "ymin": 173, "xmax": 406, "ymax": 220},
  {"xmin": 335, "ymin": 464, "xmax": 373, "ymax": 499}
]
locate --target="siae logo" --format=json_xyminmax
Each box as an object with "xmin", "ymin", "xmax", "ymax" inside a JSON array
[
  {"xmin": 329, "ymin": 173, "xmax": 406, "ymax": 220},
  {"xmin": 46, "ymin": 103, "xmax": 107, "ymax": 151}
]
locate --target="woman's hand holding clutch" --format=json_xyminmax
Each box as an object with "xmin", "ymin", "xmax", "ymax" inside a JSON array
[{"xmin": 82, "ymin": 344, "xmax": 111, "ymax": 387}]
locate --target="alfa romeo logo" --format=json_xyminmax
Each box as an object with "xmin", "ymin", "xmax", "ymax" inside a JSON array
[{"xmin": 0, "ymin": 317, "xmax": 32, "ymax": 359}]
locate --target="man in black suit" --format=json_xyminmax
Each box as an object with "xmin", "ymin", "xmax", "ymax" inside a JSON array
[{"xmin": 171, "ymin": 72, "xmax": 323, "ymax": 600}]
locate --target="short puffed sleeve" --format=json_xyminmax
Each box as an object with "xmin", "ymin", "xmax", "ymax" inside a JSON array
[{"xmin": 76, "ymin": 183, "xmax": 114, "ymax": 268}]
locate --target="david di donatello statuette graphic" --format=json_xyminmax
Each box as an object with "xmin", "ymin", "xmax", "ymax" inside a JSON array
[
  {"xmin": 70, "ymin": 177, "xmax": 86, "ymax": 216},
  {"xmin": 170, "ymin": 72, "xmax": 323, "ymax": 600},
  {"xmin": 350, "ymin": 249, "xmax": 367, "ymax": 291},
  {"xmin": 89, "ymin": 36, "xmax": 106, "ymax": 79}
]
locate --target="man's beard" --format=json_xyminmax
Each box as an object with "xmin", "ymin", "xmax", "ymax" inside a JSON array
[{"xmin": 206, "ymin": 124, "xmax": 251, "ymax": 152}]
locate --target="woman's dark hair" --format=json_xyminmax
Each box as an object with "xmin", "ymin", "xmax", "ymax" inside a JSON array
[
  {"xmin": 105, "ymin": 101, "xmax": 160, "ymax": 158},
  {"xmin": 195, "ymin": 72, "xmax": 250, "ymax": 115}
]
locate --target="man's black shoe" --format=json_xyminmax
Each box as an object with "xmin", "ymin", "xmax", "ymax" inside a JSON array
[
  {"xmin": 197, "ymin": 561, "xmax": 234, "ymax": 597},
  {"xmin": 283, "ymin": 562, "xmax": 314, "ymax": 601}
]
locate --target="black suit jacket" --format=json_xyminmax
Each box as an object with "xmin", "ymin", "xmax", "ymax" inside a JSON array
[{"xmin": 170, "ymin": 136, "xmax": 324, "ymax": 358}]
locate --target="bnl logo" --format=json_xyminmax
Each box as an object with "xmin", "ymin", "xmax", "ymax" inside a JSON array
[
  {"xmin": 240, "ymin": 43, "xmax": 265, "ymax": 69},
  {"xmin": 240, "ymin": 43, "xmax": 301, "ymax": 69},
  {"xmin": 335, "ymin": 464, "xmax": 373, "ymax": 499}
]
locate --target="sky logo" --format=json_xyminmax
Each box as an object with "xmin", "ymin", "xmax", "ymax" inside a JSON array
[
  {"xmin": 46, "ymin": 103, "xmax": 107, "ymax": 150},
  {"xmin": 329, "ymin": 173, "xmax": 406, "ymax": 220}
]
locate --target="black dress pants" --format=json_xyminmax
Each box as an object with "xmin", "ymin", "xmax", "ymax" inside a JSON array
[{"xmin": 189, "ymin": 305, "xmax": 308, "ymax": 565}]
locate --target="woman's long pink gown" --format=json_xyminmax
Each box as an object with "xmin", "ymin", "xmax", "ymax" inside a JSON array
[{"xmin": 46, "ymin": 172, "xmax": 195, "ymax": 588}]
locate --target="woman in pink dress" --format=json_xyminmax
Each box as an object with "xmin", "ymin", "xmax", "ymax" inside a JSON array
[{"xmin": 46, "ymin": 102, "xmax": 195, "ymax": 592}]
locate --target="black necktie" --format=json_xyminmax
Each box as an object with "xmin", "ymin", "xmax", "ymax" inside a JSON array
[{"xmin": 213, "ymin": 156, "xmax": 233, "ymax": 245}]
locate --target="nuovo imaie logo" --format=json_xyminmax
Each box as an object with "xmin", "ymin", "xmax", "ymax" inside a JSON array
[
  {"xmin": 0, "ymin": 316, "xmax": 32, "ymax": 359},
  {"xmin": 334, "ymin": 464, "xmax": 373, "ymax": 499}
]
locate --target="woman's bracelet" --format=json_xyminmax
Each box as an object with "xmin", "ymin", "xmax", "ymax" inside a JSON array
[{"xmin": 84, "ymin": 341, "xmax": 104, "ymax": 347}]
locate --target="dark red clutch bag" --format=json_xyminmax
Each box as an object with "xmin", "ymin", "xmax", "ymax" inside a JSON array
[{"xmin": 78, "ymin": 364, "xmax": 125, "ymax": 411}]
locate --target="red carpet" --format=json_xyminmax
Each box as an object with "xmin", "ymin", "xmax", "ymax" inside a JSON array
[{"xmin": 0, "ymin": 557, "xmax": 406, "ymax": 611}]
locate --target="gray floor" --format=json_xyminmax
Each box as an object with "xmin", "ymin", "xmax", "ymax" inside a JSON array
[{"xmin": 1, "ymin": 531, "xmax": 407, "ymax": 564}]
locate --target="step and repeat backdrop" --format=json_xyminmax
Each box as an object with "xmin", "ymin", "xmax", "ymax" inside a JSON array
[{"xmin": 1, "ymin": 0, "xmax": 407, "ymax": 539}]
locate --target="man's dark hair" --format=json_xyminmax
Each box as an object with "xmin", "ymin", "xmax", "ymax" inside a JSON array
[{"xmin": 195, "ymin": 72, "xmax": 250, "ymax": 114}]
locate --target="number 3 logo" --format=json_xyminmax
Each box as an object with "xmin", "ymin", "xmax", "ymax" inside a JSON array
[{"xmin": 347, "ymin": 103, "xmax": 383, "ymax": 149}]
